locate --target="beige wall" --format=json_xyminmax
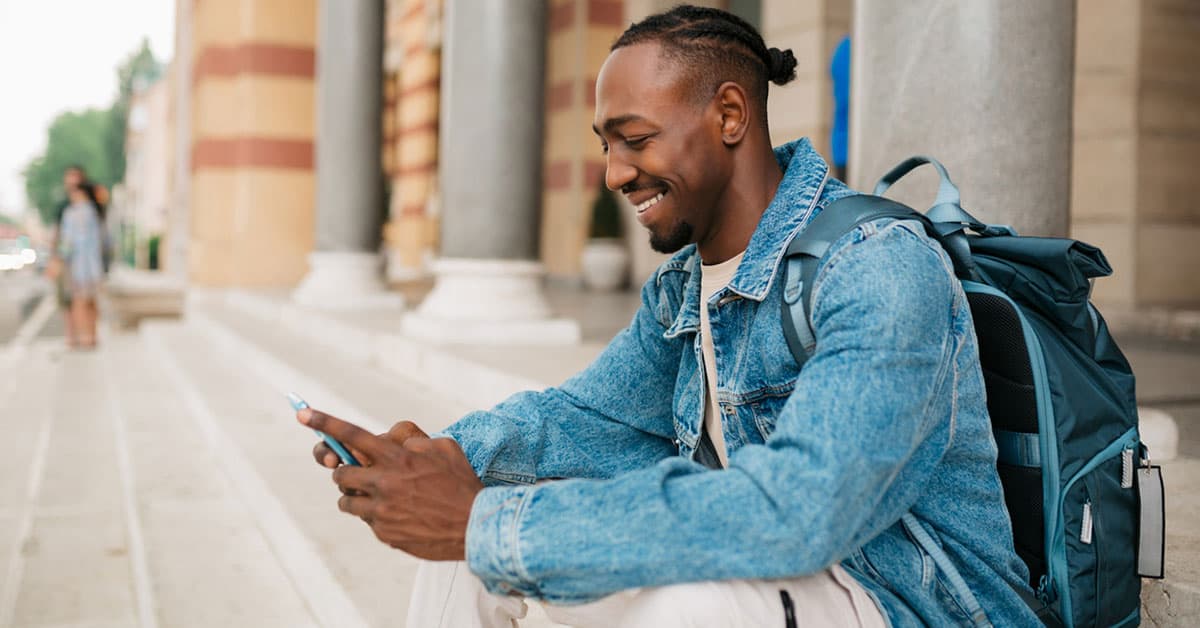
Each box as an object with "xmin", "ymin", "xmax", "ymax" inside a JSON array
[
  {"xmin": 123, "ymin": 77, "xmax": 173, "ymax": 268},
  {"xmin": 1070, "ymin": 0, "xmax": 1141, "ymax": 306},
  {"xmin": 762, "ymin": 0, "xmax": 849, "ymax": 168},
  {"xmin": 1072, "ymin": 0, "xmax": 1200, "ymax": 310},
  {"xmin": 1133, "ymin": 0, "xmax": 1200, "ymax": 308}
]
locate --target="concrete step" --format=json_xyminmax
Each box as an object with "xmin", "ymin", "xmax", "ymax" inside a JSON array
[
  {"xmin": 173, "ymin": 299, "xmax": 567, "ymax": 627},
  {"xmin": 102, "ymin": 333, "xmax": 321, "ymax": 628},
  {"xmin": 1141, "ymin": 457, "xmax": 1200, "ymax": 627},
  {"xmin": 0, "ymin": 335, "xmax": 319, "ymax": 628},
  {"xmin": 184, "ymin": 293, "xmax": 1200, "ymax": 627},
  {"xmin": 141, "ymin": 319, "xmax": 415, "ymax": 628},
  {"xmin": 211, "ymin": 289, "xmax": 608, "ymax": 410}
]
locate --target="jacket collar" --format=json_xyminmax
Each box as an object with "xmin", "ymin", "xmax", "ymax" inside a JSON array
[
  {"xmin": 727, "ymin": 138, "xmax": 839, "ymax": 301},
  {"xmin": 662, "ymin": 138, "xmax": 848, "ymax": 338}
]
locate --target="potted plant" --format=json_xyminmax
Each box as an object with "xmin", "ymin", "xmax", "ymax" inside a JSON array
[{"xmin": 580, "ymin": 177, "xmax": 629, "ymax": 291}]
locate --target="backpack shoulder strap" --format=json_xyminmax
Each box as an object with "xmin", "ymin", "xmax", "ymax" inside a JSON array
[{"xmin": 781, "ymin": 194, "xmax": 924, "ymax": 367}]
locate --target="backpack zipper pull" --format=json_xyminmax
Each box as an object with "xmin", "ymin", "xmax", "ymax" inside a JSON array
[
  {"xmin": 1081, "ymin": 501, "xmax": 1094, "ymax": 545},
  {"xmin": 1121, "ymin": 447, "xmax": 1134, "ymax": 488}
]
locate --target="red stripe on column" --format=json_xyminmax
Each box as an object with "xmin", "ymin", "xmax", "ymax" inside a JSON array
[
  {"xmin": 392, "ymin": 162, "xmax": 438, "ymax": 178},
  {"xmin": 398, "ymin": 77, "xmax": 440, "ymax": 100},
  {"xmin": 194, "ymin": 44, "xmax": 315, "ymax": 82},
  {"xmin": 583, "ymin": 160, "xmax": 607, "ymax": 188},
  {"xmin": 544, "ymin": 160, "xmax": 572, "ymax": 191},
  {"xmin": 588, "ymin": 0, "xmax": 624, "ymax": 27},
  {"xmin": 585, "ymin": 77, "xmax": 598, "ymax": 107},
  {"xmin": 549, "ymin": 1, "xmax": 576, "ymax": 33},
  {"xmin": 546, "ymin": 80, "xmax": 575, "ymax": 112},
  {"xmin": 397, "ymin": 120, "xmax": 440, "ymax": 136},
  {"xmin": 192, "ymin": 138, "xmax": 314, "ymax": 170}
]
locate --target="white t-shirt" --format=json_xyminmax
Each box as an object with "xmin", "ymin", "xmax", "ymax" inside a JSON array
[{"xmin": 699, "ymin": 251, "xmax": 745, "ymax": 468}]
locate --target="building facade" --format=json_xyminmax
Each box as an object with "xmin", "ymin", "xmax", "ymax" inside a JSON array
[{"xmin": 165, "ymin": 0, "xmax": 1200, "ymax": 319}]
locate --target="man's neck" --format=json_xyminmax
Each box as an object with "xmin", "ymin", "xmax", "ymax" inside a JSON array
[{"xmin": 697, "ymin": 145, "xmax": 783, "ymax": 264}]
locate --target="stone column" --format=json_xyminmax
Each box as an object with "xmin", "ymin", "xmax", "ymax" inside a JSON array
[
  {"xmin": 166, "ymin": 0, "xmax": 191, "ymax": 280},
  {"xmin": 403, "ymin": 0, "xmax": 579, "ymax": 344},
  {"xmin": 851, "ymin": 1, "xmax": 1075, "ymax": 237},
  {"xmin": 293, "ymin": 0, "xmax": 402, "ymax": 309}
]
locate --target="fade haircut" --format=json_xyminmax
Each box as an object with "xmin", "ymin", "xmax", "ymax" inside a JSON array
[{"xmin": 612, "ymin": 5, "xmax": 797, "ymax": 126}]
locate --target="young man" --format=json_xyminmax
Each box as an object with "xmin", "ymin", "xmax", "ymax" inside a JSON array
[{"xmin": 302, "ymin": 7, "xmax": 1035, "ymax": 626}]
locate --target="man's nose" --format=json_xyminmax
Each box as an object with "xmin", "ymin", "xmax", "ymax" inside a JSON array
[{"xmin": 605, "ymin": 153, "xmax": 637, "ymax": 192}]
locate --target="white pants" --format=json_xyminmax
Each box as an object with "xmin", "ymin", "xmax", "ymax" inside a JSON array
[{"xmin": 404, "ymin": 560, "xmax": 887, "ymax": 628}]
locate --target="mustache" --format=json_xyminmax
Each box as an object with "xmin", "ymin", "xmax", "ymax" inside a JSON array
[{"xmin": 620, "ymin": 181, "xmax": 667, "ymax": 196}]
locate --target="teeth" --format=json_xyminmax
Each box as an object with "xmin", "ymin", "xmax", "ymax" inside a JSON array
[{"xmin": 636, "ymin": 192, "xmax": 665, "ymax": 213}]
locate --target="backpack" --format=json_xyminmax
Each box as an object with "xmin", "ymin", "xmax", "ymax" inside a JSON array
[{"xmin": 781, "ymin": 156, "xmax": 1163, "ymax": 627}]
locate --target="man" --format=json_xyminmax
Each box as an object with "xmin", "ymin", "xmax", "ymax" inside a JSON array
[{"xmin": 301, "ymin": 6, "xmax": 1035, "ymax": 626}]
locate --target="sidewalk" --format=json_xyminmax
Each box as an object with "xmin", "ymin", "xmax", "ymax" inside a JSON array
[{"xmin": 0, "ymin": 283, "xmax": 1196, "ymax": 627}]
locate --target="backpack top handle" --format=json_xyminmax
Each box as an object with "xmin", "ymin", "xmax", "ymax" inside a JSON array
[{"xmin": 874, "ymin": 155, "xmax": 1016, "ymax": 236}]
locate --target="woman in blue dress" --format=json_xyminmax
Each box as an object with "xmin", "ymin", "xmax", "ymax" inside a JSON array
[{"xmin": 57, "ymin": 183, "xmax": 105, "ymax": 348}]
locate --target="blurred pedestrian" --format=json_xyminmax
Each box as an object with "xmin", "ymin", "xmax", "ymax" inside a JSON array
[{"xmin": 54, "ymin": 183, "xmax": 105, "ymax": 348}]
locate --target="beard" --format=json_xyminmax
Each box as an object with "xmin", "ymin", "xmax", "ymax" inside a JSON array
[{"xmin": 648, "ymin": 219, "xmax": 694, "ymax": 254}]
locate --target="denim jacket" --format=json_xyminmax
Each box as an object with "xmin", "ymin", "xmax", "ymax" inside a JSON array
[{"xmin": 446, "ymin": 139, "xmax": 1037, "ymax": 626}]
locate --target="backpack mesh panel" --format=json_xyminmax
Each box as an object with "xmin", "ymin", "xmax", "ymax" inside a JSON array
[{"xmin": 967, "ymin": 292, "xmax": 1045, "ymax": 587}]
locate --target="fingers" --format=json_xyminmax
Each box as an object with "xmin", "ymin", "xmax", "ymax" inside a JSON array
[
  {"xmin": 338, "ymin": 495, "xmax": 374, "ymax": 521},
  {"xmin": 312, "ymin": 441, "xmax": 340, "ymax": 469},
  {"xmin": 331, "ymin": 465, "xmax": 375, "ymax": 495},
  {"xmin": 383, "ymin": 420, "xmax": 430, "ymax": 446},
  {"xmin": 299, "ymin": 408, "xmax": 392, "ymax": 463}
]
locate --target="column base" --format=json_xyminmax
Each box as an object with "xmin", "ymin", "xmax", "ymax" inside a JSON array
[
  {"xmin": 292, "ymin": 252, "xmax": 404, "ymax": 310},
  {"xmin": 401, "ymin": 258, "xmax": 580, "ymax": 345}
]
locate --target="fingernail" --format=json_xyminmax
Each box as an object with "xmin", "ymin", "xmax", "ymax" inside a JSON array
[{"xmin": 298, "ymin": 408, "xmax": 312, "ymax": 424}]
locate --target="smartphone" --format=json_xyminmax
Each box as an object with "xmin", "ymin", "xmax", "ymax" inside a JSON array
[{"xmin": 287, "ymin": 392, "xmax": 361, "ymax": 466}]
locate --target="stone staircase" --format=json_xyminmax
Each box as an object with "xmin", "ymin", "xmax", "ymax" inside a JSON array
[
  {"xmin": 176, "ymin": 291, "xmax": 1200, "ymax": 627},
  {"xmin": 2, "ymin": 285, "xmax": 1194, "ymax": 626}
]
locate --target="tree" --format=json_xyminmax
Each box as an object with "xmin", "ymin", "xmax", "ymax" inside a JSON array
[
  {"xmin": 22, "ymin": 108, "xmax": 119, "ymax": 225},
  {"xmin": 22, "ymin": 39, "xmax": 161, "ymax": 225}
]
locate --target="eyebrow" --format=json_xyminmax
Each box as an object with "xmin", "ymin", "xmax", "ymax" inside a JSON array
[{"xmin": 592, "ymin": 114, "xmax": 649, "ymax": 137}]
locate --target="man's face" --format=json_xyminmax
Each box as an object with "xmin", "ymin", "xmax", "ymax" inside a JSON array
[{"xmin": 594, "ymin": 43, "xmax": 731, "ymax": 254}]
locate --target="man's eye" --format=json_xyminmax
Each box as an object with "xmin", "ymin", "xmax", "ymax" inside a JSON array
[
  {"xmin": 625, "ymin": 136, "xmax": 649, "ymax": 148},
  {"xmin": 600, "ymin": 142, "xmax": 609, "ymax": 154}
]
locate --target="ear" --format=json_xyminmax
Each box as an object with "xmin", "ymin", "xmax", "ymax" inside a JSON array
[{"xmin": 714, "ymin": 81, "xmax": 750, "ymax": 146}]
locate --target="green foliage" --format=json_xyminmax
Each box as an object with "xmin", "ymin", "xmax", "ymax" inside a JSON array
[
  {"xmin": 147, "ymin": 234, "xmax": 161, "ymax": 270},
  {"xmin": 22, "ymin": 108, "xmax": 120, "ymax": 225},
  {"xmin": 588, "ymin": 176, "xmax": 624, "ymax": 239},
  {"xmin": 22, "ymin": 39, "xmax": 161, "ymax": 226}
]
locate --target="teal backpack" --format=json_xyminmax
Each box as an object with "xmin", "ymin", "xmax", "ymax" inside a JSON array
[{"xmin": 781, "ymin": 157, "xmax": 1163, "ymax": 627}]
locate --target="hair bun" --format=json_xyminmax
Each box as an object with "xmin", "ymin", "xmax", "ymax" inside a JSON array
[{"xmin": 766, "ymin": 47, "xmax": 798, "ymax": 85}]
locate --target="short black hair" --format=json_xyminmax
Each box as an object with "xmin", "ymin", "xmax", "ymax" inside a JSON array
[{"xmin": 612, "ymin": 5, "xmax": 796, "ymax": 121}]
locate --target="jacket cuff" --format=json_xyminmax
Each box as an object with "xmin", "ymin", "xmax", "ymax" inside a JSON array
[{"xmin": 466, "ymin": 485, "xmax": 539, "ymax": 597}]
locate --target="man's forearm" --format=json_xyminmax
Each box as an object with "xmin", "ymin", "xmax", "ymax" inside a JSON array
[{"xmin": 441, "ymin": 386, "xmax": 676, "ymax": 486}]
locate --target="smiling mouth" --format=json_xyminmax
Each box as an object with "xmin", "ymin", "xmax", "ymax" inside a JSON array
[{"xmin": 635, "ymin": 191, "xmax": 666, "ymax": 214}]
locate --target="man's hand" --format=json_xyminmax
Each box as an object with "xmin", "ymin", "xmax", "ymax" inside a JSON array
[
  {"xmin": 311, "ymin": 419, "xmax": 430, "ymax": 469},
  {"xmin": 299, "ymin": 409, "xmax": 483, "ymax": 561}
]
